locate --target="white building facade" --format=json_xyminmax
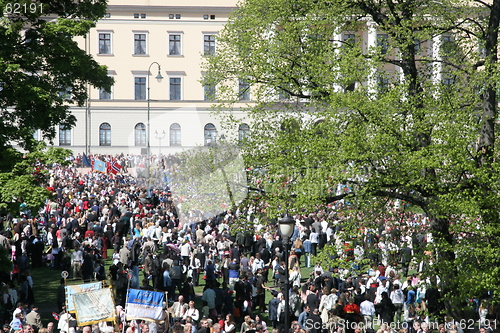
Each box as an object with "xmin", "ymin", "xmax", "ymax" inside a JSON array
[{"xmin": 48, "ymin": 0, "xmax": 249, "ymax": 155}]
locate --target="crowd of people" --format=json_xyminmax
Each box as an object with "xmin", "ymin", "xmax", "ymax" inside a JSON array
[{"xmin": 0, "ymin": 153, "xmax": 495, "ymax": 333}]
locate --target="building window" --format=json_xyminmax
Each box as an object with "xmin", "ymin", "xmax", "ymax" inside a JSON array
[
  {"xmin": 204, "ymin": 123, "xmax": 217, "ymax": 146},
  {"xmin": 175, "ymin": 14, "xmax": 181, "ymax": 19},
  {"xmin": 141, "ymin": 13, "xmax": 146, "ymax": 19},
  {"xmin": 442, "ymin": 35, "xmax": 455, "ymax": 55},
  {"xmin": 98, "ymin": 33, "xmax": 111, "ymax": 55},
  {"xmin": 134, "ymin": 33, "xmax": 147, "ymax": 55},
  {"xmin": 238, "ymin": 80, "xmax": 250, "ymax": 101},
  {"xmin": 343, "ymin": 33, "xmax": 355, "ymax": 46},
  {"xmin": 59, "ymin": 125, "xmax": 71, "ymax": 146},
  {"xmin": 99, "ymin": 88, "xmax": 111, "ymax": 100},
  {"xmin": 203, "ymin": 15, "xmax": 209, "ymax": 20},
  {"xmin": 170, "ymin": 123, "xmax": 181, "ymax": 146},
  {"xmin": 169, "ymin": 14, "xmax": 174, "ymax": 19},
  {"xmin": 204, "ymin": 35, "xmax": 216, "ymax": 55},
  {"xmin": 414, "ymin": 39, "xmax": 421, "ymax": 54},
  {"xmin": 377, "ymin": 76, "xmax": 390, "ymax": 93},
  {"xmin": 238, "ymin": 123, "xmax": 250, "ymax": 142},
  {"xmin": 105, "ymin": 13, "xmax": 111, "ymax": 18},
  {"xmin": 99, "ymin": 85, "xmax": 112, "ymax": 100},
  {"xmin": 99, "ymin": 123, "xmax": 111, "ymax": 146},
  {"xmin": 170, "ymin": 77, "xmax": 181, "ymax": 100},
  {"xmin": 169, "ymin": 34, "xmax": 182, "ymax": 55},
  {"xmin": 210, "ymin": 15, "xmax": 216, "ymax": 19},
  {"xmin": 443, "ymin": 77, "xmax": 455, "ymax": 85},
  {"xmin": 135, "ymin": 123, "xmax": 146, "ymax": 146},
  {"xmin": 135, "ymin": 77, "xmax": 146, "ymax": 100},
  {"xmin": 134, "ymin": 13, "xmax": 139, "ymax": 18},
  {"xmin": 377, "ymin": 34, "xmax": 389, "ymax": 55},
  {"xmin": 204, "ymin": 82, "xmax": 216, "ymax": 101}
]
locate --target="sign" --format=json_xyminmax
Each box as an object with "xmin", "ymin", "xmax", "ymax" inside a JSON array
[
  {"xmin": 65, "ymin": 281, "xmax": 102, "ymax": 312},
  {"xmin": 73, "ymin": 288, "xmax": 115, "ymax": 325},
  {"xmin": 61, "ymin": 271, "xmax": 69, "ymax": 279},
  {"xmin": 125, "ymin": 289, "xmax": 164, "ymax": 321}
]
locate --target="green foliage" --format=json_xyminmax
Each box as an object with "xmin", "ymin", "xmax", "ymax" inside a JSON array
[
  {"xmin": 205, "ymin": 0, "xmax": 500, "ymax": 314},
  {"xmin": 0, "ymin": 247, "xmax": 12, "ymax": 274},
  {"xmin": 0, "ymin": 142, "xmax": 72, "ymax": 214},
  {"xmin": 0, "ymin": 0, "xmax": 113, "ymax": 155}
]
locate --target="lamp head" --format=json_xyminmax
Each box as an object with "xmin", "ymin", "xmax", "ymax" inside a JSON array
[
  {"xmin": 279, "ymin": 214, "xmax": 295, "ymax": 238},
  {"xmin": 155, "ymin": 70, "xmax": 163, "ymax": 82}
]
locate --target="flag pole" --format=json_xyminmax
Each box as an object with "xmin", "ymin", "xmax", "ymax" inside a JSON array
[{"xmin": 122, "ymin": 268, "xmax": 132, "ymax": 333}]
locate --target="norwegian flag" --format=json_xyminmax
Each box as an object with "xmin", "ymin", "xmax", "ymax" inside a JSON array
[{"xmin": 110, "ymin": 160, "xmax": 122, "ymax": 175}]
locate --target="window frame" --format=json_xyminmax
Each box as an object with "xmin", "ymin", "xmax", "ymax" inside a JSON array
[
  {"xmin": 203, "ymin": 33, "xmax": 216, "ymax": 56},
  {"xmin": 238, "ymin": 123, "xmax": 250, "ymax": 142},
  {"xmin": 204, "ymin": 123, "xmax": 218, "ymax": 146},
  {"xmin": 134, "ymin": 76, "xmax": 147, "ymax": 100},
  {"xmin": 98, "ymin": 31, "xmax": 112, "ymax": 55},
  {"xmin": 168, "ymin": 32, "xmax": 183, "ymax": 56},
  {"xmin": 135, "ymin": 123, "xmax": 146, "ymax": 146},
  {"xmin": 169, "ymin": 123, "xmax": 181, "ymax": 146},
  {"xmin": 133, "ymin": 32, "xmax": 148, "ymax": 55},
  {"xmin": 238, "ymin": 79, "xmax": 251, "ymax": 101},
  {"xmin": 169, "ymin": 76, "xmax": 182, "ymax": 101},
  {"xmin": 99, "ymin": 122, "xmax": 112, "ymax": 146},
  {"xmin": 377, "ymin": 33, "xmax": 389, "ymax": 55},
  {"xmin": 343, "ymin": 33, "xmax": 356, "ymax": 47},
  {"xmin": 59, "ymin": 125, "xmax": 71, "ymax": 146}
]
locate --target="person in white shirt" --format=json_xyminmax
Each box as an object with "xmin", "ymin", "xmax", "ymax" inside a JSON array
[
  {"xmin": 390, "ymin": 284, "xmax": 405, "ymax": 323},
  {"xmin": 359, "ymin": 296, "xmax": 376, "ymax": 327},
  {"xmin": 375, "ymin": 278, "xmax": 390, "ymax": 304},
  {"xmin": 183, "ymin": 301, "xmax": 199, "ymax": 323},
  {"xmin": 251, "ymin": 253, "xmax": 265, "ymax": 274}
]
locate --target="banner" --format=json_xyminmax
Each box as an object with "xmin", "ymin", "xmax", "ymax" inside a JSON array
[
  {"xmin": 73, "ymin": 288, "xmax": 115, "ymax": 325},
  {"xmin": 125, "ymin": 289, "xmax": 164, "ymax": 321},
  {"xmin": 66, "ymin": 282, "xmax": 102, "ymax": 312}
]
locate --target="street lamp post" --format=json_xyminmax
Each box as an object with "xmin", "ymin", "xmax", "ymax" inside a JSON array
[
  {"xmin": 155, "ymin": 130, "xmax": 166, "ymax": 155},
  {"xmin": 279, "ymin": 214, "xmax": 295, "ymax": 333},
  {"xmin": 147, "ymin": 62, "xmax": 163, "ymax": 186}
]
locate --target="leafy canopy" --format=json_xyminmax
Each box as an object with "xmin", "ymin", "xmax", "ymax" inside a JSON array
[{"xmin": 205, "ymin": 0, "xmax": 500, "ymax": 312}]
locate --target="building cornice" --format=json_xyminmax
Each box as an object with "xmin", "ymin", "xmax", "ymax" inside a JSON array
[{"xmin": 108, "ymin": 5, "xmax": 237, "ymax": 14}]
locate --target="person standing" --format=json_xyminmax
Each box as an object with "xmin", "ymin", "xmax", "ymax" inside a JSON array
[
  {"xmin": 390, "ymin": 284, "xmax": 405, "ymax": 323},
  {"xmin": 26, "ymin": 305, "xmax": 43, "ymax": 333},
  {"xmin": 268, "ymin": 291, "xmax": 281, "ymax": 329},
  {"xmin": 359, "ymin": 295, "xmax": 376, "ymax": 328},
  {"xmin": 201, "ymin": 285, "xmax": 216, "ymax": 320},
  {"xmin": 71, "ymin": 245, "xmax": 83, "ymax": 280}
]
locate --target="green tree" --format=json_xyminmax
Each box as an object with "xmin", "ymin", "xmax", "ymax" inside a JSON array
[
  {"xmin": 0, "ymin": 142, "xmax": 72, "ymax": 216},
  {"xmin": 0, "ymin": 0, "xmax": 112, "ymax": 215},
  {"xmin": 205, "ymin": 0, "xmax": 500, "ymax": 314},
  {"xmin": 0, "ymin": 0, "xmax": 113, "ymax": 169}
]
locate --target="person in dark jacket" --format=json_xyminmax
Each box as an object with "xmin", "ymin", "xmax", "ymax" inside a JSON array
[
  {"xmin": 376, "ymin": 291, "xmax": 396, "ymax": 325},
  {"xmin": 268, "ymin": 291, "xmax": 281, "ymax": 329}
]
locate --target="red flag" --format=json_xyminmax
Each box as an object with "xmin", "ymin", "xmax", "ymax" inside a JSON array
[{"xmin": 110, "ymin": 161, "xmax": 122, "ymax": 175}]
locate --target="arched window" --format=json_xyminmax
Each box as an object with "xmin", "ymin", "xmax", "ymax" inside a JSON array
[
  {"xmin": 238, "ymin": 123, "xmax": 250, "ymax": 142},
  {"xmin": 99, "ymin": 122, "xmax": 111, "ymax": 146},
  {"xmin": 135, "ymin": 123, "xmax": 146, "ymax": 146},
  {"xmin": 170, "ymin": 123, "xmax": 181, "ymax": 146},
  {"xmin": 204, "ymin": 123, "xmax": 217, "ymax": 146}
]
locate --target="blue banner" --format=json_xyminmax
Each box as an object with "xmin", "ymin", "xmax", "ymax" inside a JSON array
[{"xmin": 125, "ymin": 289, "xmax": 164, "ymax": 321}]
